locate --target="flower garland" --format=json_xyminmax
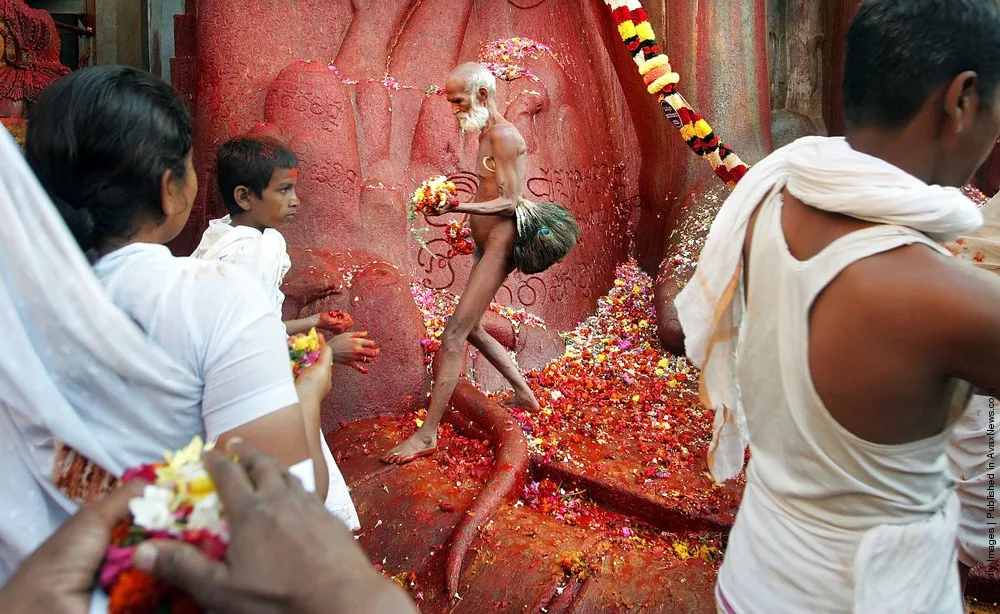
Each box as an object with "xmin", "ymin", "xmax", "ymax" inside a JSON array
[
  {"xmin": 408, "ymin": 175, "xmax": 480, "ymax": 258},
  {"xmin": 289, "ymin": 328, "xmax": 324, "ymax": 378},
  {"xmin": 444, "ymin": 220, "xmax": 476, "ymax": 256},
  {"xmin": 604, "ymin": 0, "xmax": 749, "ymax": 188},
  {"xmin": 100, "ymin": 437, "xmax": 226, "ymax": 614}
]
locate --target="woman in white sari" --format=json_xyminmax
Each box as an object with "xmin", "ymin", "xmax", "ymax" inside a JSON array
[{"xmin": 0, "ymin": 66, "xmax": 356, "ymax": 583}]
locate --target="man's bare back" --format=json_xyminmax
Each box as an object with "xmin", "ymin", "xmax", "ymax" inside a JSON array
[{"xmin": 745, "ymin": 192, "xmax": 1000, "ymax": 447}]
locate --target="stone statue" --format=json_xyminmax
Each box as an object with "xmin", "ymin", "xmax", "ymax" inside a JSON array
[
  {"xmin": 0, "ymin": 0, "xmax": 69, "ymax": 118},
  {"xmin": 169, "ymin": 0, "xmax": 999, "ymax": 607}
]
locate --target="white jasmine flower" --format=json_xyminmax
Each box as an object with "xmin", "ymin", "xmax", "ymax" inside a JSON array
[
  {"xmin": 129, "ymin": 485, "xmax": 175, "ymax": 532},
  {"xmin": 187, "ymin": 492, "xmax": 224, "ymax": 533}
]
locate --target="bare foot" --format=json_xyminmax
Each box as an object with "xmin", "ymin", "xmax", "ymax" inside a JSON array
[
  {"xmin": 381, "ymin": 430, "xmax": 437, "ymax": 465},
  {"xmin": 504, "ymin": 390, "xmax": 540, "ymax": 412}
]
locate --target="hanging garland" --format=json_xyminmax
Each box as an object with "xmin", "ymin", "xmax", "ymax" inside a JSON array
[{"xmin": 604, "ymin": 0, "xmax": 749, "ymax": 188}]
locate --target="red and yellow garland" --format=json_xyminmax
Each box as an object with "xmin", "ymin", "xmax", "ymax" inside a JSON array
[{"xmin": 604, "ymin": 0, "xmax": 749, "ymax": 188}]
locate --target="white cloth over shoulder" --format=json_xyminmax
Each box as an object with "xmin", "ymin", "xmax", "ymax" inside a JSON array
[
  {"xmin": 0, "ymin": 129, "xmax": 298, "ymax": 583},
  {"xmin": 674, "ymin": 136, "xmax": 984, "ymax": 483},
  {"xmin": 191, "ymin": 215, "xmax": 291, "ymax": 318}
]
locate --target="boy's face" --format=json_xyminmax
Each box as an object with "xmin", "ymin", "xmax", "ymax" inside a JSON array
[{"xmin": 243, "ymin": 167, "xmax": 299, "ymax": 229}]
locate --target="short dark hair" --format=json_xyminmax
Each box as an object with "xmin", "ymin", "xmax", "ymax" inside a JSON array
[
  {"xmin": 216, "ymin": 137, "xmax": 298, "ymax": 215},
  {"xmin": 26, "ymin": 66, "xmax": 193, "ymax": 254},
  {"xmin": 844, "ymin": 0, "xmax": 1000, "ymax": 130}
]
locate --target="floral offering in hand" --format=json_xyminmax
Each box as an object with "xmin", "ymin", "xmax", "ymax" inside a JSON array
[
  {"xmin": 289, "ymin": 328, "xmax": 326, "ymax": 378},
  {"xmin": 409, "ymin": 175, "xmax": 459, "ymax": 218},
  {"xmin": 100, "ymin": 437, "xmax": 226, "ymax": 614}
]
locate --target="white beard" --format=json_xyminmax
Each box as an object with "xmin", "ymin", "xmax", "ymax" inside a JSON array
[{"xmin": 458, "ymin": 100, "xmax": 490, "ymax": 135}]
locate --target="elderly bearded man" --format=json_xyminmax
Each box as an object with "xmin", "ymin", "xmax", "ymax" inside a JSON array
[{"xmin": 384, "ymin": 63, "xmax": 580, "ymax": 463}]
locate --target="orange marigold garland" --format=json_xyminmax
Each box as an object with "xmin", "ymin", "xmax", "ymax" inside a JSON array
[
  {"xmin": 444, "ymin": 220, "xmax": 476, "ymax": 256},
  {"xmin": 408, "ymin": 175, "xmax": 474, "ymax": 258},
  {"xmin": 604, "ymin": 0, "xmax": 749, "ymax": 189}
]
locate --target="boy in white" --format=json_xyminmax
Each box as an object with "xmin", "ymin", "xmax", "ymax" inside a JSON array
[{"xmin": 193, "ymin": 137, "xmax": 380, "ymax": 529}]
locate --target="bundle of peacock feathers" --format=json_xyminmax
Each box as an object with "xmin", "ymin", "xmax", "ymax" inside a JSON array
[{"xmin": 513, "ymin": 199, "xmax": 580, "ymax": 274}]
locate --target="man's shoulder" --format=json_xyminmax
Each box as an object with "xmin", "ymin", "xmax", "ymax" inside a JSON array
[
  {"xmin": 836, "ymin": 244, "xmax": 1000, "ymax": 334},
  {"xmin": 488, "ymin": 122, "xmax": 526, "ymax": 152}
]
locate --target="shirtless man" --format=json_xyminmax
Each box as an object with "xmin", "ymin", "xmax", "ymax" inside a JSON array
[
  {"xmin": 383, "ymin": 62, "xmax": 540, "ymax": 464},
  {"xmin": 675, "ymin": 1, "xmax": 1000, "ymax": 611}
]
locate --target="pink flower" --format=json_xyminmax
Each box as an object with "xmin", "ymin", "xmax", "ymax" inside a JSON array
[
  {"xmin": 99, "ymin": 545, "xmax": 135, "ymax": 589},
  {"xmin": 183, "ymin": 528, "xmax": 228, "ymax": 562},
  {"xmin": 122, "ymin": 463, "xmax": 158, "ymax": 483}
]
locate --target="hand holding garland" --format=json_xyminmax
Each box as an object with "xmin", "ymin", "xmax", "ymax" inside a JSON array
[
  {"xmin": 138, "ymin": 440, "xmax": 416, "ymax": 614},
  {"xmin": 0, "ymin": 442, "xmax": 416, "ymax": 614}
]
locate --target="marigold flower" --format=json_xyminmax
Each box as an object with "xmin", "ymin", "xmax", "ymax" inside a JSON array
[{"xmin": 108, "ymin": 569, "xmax": 162, "ymax": 613}]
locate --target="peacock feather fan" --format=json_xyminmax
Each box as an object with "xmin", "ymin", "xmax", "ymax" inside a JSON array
[{"xmin": 513, "ymin": 199, "xmax": 580, "ymax": 275}]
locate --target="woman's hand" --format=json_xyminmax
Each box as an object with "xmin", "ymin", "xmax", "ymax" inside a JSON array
[
  {"xmin": 294, "ymin": 344, "xmax": 333, "ymax": 406},
  {"xmin": 329, "ymin": 332, "xmax": 380, "ymax": 374}
]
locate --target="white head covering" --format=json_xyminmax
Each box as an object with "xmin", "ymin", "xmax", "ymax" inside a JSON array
[{"xmin": 0, "ymin": 128, "xmax": 201, "ymax": 580}]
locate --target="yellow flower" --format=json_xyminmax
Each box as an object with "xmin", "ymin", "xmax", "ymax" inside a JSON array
[
  {"xmin": 636, "ymin": 21, "xmax": 655, "ymax": 42},
  {"xmin": 693, "ymin": 119, "xmax": 713, "ymax": 139},
  {"xmin": 162, "ymin": 435, "xmax": 209, "ymax": 468},
  {"xmin": 617, "ymin": 20, "xmax": 637, "ymax": 40},
  {"xmin": 657, "ymin": 357, "xmax": 668, "ymax": 368},
  {"xmin": 156, "ymin": 436, "xmax": 217, "ymax": 505},
  {"xmin": 673, "ymin": 542, "xmax": 692, "ymax": 560},
  {"xmin": 292, "ymin": 329, "xmax": 321, "ymax": 352}
]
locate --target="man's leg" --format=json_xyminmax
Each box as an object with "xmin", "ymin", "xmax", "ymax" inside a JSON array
[
  {"xmin": 382, "ymin": 248, "xmax": 512, "ymax": 464},
  {"xmin": 468, "ymin": 324, "xmax": 539, "ymax": 411}
]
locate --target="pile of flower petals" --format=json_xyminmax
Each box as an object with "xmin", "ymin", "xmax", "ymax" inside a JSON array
[
  {"xmin": 505, "ymin": 260, "xmax": 706, "ymax": 470},
  {"xmin": 410, "ymin": 283, "xmax": 546, "ymax": 363}
]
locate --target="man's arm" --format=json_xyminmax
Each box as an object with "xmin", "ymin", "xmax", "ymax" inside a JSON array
[
  {"xmin": 936, "ymin": 260, "xmax": 1000, "ymax": 392},
  {"xmin": 453, "ymin": 127, "xmax": 524, "ymax": 217}
]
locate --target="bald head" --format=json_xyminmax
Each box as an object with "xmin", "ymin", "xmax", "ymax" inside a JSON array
[
  {"xmin": 447, "ymin": 62, "xmax": 497, "ymax": 99},
  {"xmin": 446, "ymin": 63, "xmax": 496, "ymax": 133}
]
